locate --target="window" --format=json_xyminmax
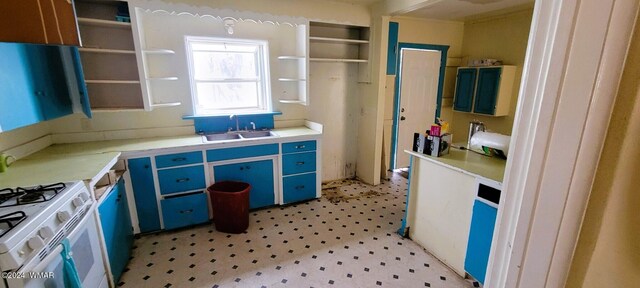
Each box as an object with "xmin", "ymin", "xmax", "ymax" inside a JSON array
[{"xmin": 185, "ymin": 37, "xmax": 271, "ymax": 115}]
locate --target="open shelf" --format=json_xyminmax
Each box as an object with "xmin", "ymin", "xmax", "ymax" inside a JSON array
[
  {"xmin": 85, "ymin": 80, "xmax": 140, "ymax": 84},
  {"xmin": 310, "ymin": 58, "xmax": 368, "ymax": 63},
  {"xmin": 278, "ymin": 78, "xmax": 306, "ymax": 82},
  {"xmin": 150, "ymin": 102, "xmax": 182, "ymax": 108},
  {"xmin": 77, "ymin": 17, "xmax": 131, "ymax": 29},
  {"xmin": 144, "ymin": 49, "xmax": 176, "ymax": 55},
  {"xmin": 309, "ymin": 36, "xmax": 369, "ymax": 44},
  {"xmin": 279, "ymin": 99, "xmax": 306, "ymax": 104},
  {"xmin": 277, "ymin": 56, "xmax": 306, "ymax": 60},
  {"xmin": 147, "ymin": 77, "xmax": 178, "ymax": 81},
  {"xmin": 79, "ymin": 48, "xmax": 135, "ymax": 54}
]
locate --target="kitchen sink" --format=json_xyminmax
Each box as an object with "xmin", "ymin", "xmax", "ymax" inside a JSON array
[
  {"xmin": 203, "ymin": 133, "xmax": 242, "ymax": 142},
  {"xmin": 238, "ymin": 130, "xmax": 278, "ymax": 139},
  {"xmin": 202, "ymin": 130, "xmax": 278, "ymax": 142}
]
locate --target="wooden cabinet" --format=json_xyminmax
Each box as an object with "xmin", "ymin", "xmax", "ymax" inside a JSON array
[
  {"xmin": 98, "ymin": 178, "xmax": 133, "ymax": 283},
  {"xmin": 453, "ymin": 66, "xmax": 516, "ymax": 116},
  {"xmin": 128, "ymin": 157, "xmax": 161, "ymax": 233},
  {"xmin": 0, "ymin": 0, "xmax": 80, "ymax": 46},
  {"xmin": 213, "ymin": 159, "xmax": 276, "ymax": 209},
  {"xmin": 0, "ymin": 43, "xmax": 80, "ymax": 132}
]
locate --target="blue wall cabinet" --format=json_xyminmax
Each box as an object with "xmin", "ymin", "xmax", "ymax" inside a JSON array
[
  {"xmin": 213, "ymin": 159, "xmax": 275, "ymax": 209},
  {"xmin": 452, "ymin": 66, "xmax": 516, "ymax": 116},
  {"xmin": 453, "ymin": 68, "xmax": 477, "ymax": 112},
  {"xmin": 0, "ymin": 43, "xmax": 78, "ymax": 132},
  {"xmin": 128, "ymin": 157, "xmax": 161, "ymax": 233},
  {"xmin": 99, "ymin": 178, "xmax": 133, "ymax": 283}
]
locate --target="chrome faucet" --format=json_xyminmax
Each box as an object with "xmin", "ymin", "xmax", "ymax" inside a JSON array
[
  {"xmin": 250, "ymin": 121, "xmax": 256, "ymax": 131},
  {"xmin": 229, "ymin": 114, "xmax": 240, "ymax": 132}
]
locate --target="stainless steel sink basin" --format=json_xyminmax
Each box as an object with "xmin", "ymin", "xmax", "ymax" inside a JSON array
[
  {"xmin": 202, "ymin": 130, "xmax": 278, "ymax": 142},
  {"xmin": 203, "ymin": 133, "xmax": 241, "ymax": 142},
  {"xmin": 239, "ymin": 130, "xmax": 278, "ymax": 139}
]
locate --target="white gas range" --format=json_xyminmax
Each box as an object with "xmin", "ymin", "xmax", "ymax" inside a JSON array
[{"xmin": 0, "ymin": 182, "xmax": 107, "ymax": 288}]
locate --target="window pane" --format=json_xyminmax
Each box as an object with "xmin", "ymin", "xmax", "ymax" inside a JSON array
[
  {"xmin": 191, "ymin": 42, "xmax": 258, "ymax": 53},
  {"xmin": 193, "ymin": 51, "xmax": 257, "ymax": 80},
  {"xmin": 195, "ymin": 82, "xmax": 259, "ymax": 110}
]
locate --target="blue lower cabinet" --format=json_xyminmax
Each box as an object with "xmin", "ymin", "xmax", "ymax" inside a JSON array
[
  {"xmin": 283, "ymin": 173, "xmax": 316, "ymax": 204},
  {"xmin": 464, "ymin": 200, "xmax": 498, "ymax": 284},
  {"xmin": 98, "ymin": 179, "xmax": 133, "ymax": 283},
  {"xmin": 213, "ymin": 159, "xmax": 275, "ymax": 209},
  {"xmin": 282, "ymin": 152, "xmax": 316, "ymax": 175},
  {"xmin": 128, "ymin": 157, "xmax": 161, "ymax": 233},
  {"xmin": 157, "ymin": 165, "xmax": 206, "ymax": 195},
  {"xmin": 161, "ymin": 193, "xmax": 209, "ymax": 230}
]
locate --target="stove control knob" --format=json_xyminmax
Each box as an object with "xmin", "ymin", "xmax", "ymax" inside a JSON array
[
  {"xmin": 57, "ymin": 211, "xmax": 71, "ymax": 223},
  {"xmin": 38, "ymin": 227, "xmax": 54, "ymax": 240},
  {"xmin": 72, "ymin": 197, "xmax": 84, "ymax": 208},
  {"xmin": 27, "ymin": 236, "xmax": 44, "ymax": 250},
  {"xmin": 79, "ymin": 193, "xmax": 90, "ymax": 202}
]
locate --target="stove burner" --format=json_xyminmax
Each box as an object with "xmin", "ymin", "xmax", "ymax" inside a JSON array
[
  {"xmin": 0, "ymin": 211, "xmax": 27, "ymax": 238},
  {"xmin": 0, "ymin": 182, "xmax": 66, "ymax": 208}
]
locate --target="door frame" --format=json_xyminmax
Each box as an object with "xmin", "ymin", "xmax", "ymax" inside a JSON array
[
  {"xmin": 390, "ymin": 43, "xmax": 449, "ymax": 169},
  {"xmin": 486, "ymin": 0, "xmax": 639, "ymax": 287}
]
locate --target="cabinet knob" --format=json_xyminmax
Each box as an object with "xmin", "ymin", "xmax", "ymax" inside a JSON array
[
  {"xmin": 144, "ymin": 165, "xmax": 150, "ymax": 169},
  {"xmin": 172, "ymin": 157, "xmax": 187, "ymax": 162},
  {"xmin": 295, "ymin": 145, "xmax": 305, "ymax": 149},
  {"xmin": 296, "ymin": 162, "xmax": 305, "ymax": 165},
  {"xmin": 180, "ymin": 209, "xmax": 194, "ymax": 214},
  {"xmin": 176, "ymin": 178, "xmax": 190, "ymax": 183},
  {"xmin": 246, "ymin": 166, "xmax": 251, "ymax": 170},
  {"xmin": 295, "ymin": 185, "xmax": 305, "ymax": 190}
]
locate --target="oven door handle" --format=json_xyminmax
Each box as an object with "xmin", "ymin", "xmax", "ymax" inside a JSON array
[{"xmin": 30, "ymin": 245, "xmax": 64, "ymax": 273}]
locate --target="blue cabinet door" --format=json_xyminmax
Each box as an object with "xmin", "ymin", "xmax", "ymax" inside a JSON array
[
  {"xmin": 213, "ymin": 159, "xmax": 275, "ymax": 209},
  {"xmin": 98, "ymin": 185, "xmax": 119, "ymax": 263},
  {"xmin": 128, "ymin": 157, "xmax": 161, "ymax": 233},
  {"xmin": 453, "ymin": 68, "xmax": 477, "ymax": 112},
  {"xmin": 473, "ymin": 67, "xmax": 502, "ymax": 115},
  {"xmin": 283, "ymin": 173, "xmax": 316, "ymax": 204},
  {"xmin": 112, "ymin": 179, "xmax": 133, "ymax": 282},
  {"xmin": 160, "ymin": 193, "xmax": 209, "ymax": 230},
  {"xmin": 464, "ymin": 200, "xmax": 498, "ymax": 284}
]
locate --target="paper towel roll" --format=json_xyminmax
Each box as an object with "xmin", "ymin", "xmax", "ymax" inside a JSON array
[{"xmin": 469, "ymin": 131, "xmax": 511, "ymax": 156}]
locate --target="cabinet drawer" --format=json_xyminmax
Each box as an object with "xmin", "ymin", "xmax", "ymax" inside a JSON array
[
  {"xmin": 207, "ymin": 144, "xmax": 279, "ymax": 162},
  {"xmin": 282, "ymin": 140, "xmax": 316, "ymax": 154},
  {"xmin": 160, "ymin": 193, "xmax": 209, "ymax": 230},
  {"xmin": 155, "ymin": 151, "xmax": 203, "ymax": 168},
  {"xmin": 283, "ymin": 173, "xmax": 317, "ymax": 204},
  {"xmin": 157, "ymin": 165, "xmax": 206, "ymax": 195},
  {"xmin": 282, "ymin": 152, "xmax": 316, "ymax": 175}
]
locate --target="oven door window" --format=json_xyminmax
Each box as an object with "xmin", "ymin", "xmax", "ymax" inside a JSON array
[{"xmin": 43, "ymin": 231, "xmax": 95, "ymax": 287}]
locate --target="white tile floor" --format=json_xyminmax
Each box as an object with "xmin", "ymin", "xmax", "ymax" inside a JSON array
[{"xmin": 118, "ymin": 173, "xmax": 476, "ymax": 288}]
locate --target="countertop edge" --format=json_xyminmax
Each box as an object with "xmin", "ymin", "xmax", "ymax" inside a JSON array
[{"xmin": 405, "ymin": 150, "xmax": 503, "ymax": 185}]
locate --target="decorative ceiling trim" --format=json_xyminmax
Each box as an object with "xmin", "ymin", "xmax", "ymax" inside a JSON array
[{"xmin": 130, "ymin": 0, "xmax": 307, "ymax": 27}]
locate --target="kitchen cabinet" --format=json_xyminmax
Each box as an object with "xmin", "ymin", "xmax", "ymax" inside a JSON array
[
  {"xmin": 75, "ymin": 0, "xmax": 145, "ymax": 110},
  {"xmin": 128, "ymin": 157, "xmax": 161, "ymax": 233},
  {"xmin": 98, "ymin": 178, "xmax": 133, "ymax": 284},
  {"xmin": 161, "ymin": 193, "xmax": 209, "ymax": 230},
  {"xmin": 453, "ymin": 66, "xmax": 516, "ymax": 116},
  {"xmin": 0, "ymin": 43, "xmax": 78, "ymax": 132},
  {"xmin": 213, "ymin": 159, "xmax": 276, "ymax": 209},
  {"xmin": 465, "ymin": 183, "xmax": 501, "ymax": 285},
  {"xmin": 281, "ymin": 140, "xmax": 318, "ymax": 204},
  {"xmin": 0, "ymin": 0, "xmax": 80, "ymax": 46}
]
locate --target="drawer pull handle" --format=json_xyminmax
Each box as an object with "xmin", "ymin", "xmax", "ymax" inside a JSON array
[
  {"xmin": 295, "ymin": 145, "xmax": 306, "ymax": 149},
  {"xmin": 295, "ymin": 185, "xmax": 305, "ymax": 190},
  {"xmin": 172, "ymin": 157, "xmax": 187, "ymax": 162},
  {"xmin": 246, "ymin": 166, "xmax": 251, "ymax": 170},
  {"xmin": 179, "ymin": 209, "xmax": 194, "ymax": 214},
  {"xmin": 176, "ymin": 178, "xmax": 190, "ymax": 183},
  {"xmin": 296, "ymin": 161, "xmax": 305, "ymax": 165}
]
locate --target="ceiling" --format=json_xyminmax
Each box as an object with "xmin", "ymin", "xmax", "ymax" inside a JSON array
[
  {"xmin": 399, "ymin": 0, "xmax": 534, "ymax": 20},
  {"xmin": 324, "ymin": 0, "xmax": 534, "ymax": 20}
]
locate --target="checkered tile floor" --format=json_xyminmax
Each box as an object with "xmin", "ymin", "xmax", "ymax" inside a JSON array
[{"xmin": 118, "ymin": 173, "xmax": 476, "ymax": 287}]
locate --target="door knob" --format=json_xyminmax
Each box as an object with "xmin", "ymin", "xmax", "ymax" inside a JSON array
[
  {"xmin": 400, "ymin": 116, "xmax": 406, "ymax": 121},
  {"xmin": 401, "ymin": 108, "xmax": 405, "ymax": 112}
]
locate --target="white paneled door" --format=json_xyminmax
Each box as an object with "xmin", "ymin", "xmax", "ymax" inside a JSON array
[{"xmin": 395, "ymin": 49, "xmax": 441, "ymax": 168}]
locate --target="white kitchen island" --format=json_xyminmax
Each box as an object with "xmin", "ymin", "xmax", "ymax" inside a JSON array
[{"xmin": 401, "ymin": 148, "xmax": 505, "ymax": 277}]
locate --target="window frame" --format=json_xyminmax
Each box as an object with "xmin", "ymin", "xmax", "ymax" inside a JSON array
[{"xmin": 185, "ymin": 36, "xmax": 272, "ymax": 116}]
